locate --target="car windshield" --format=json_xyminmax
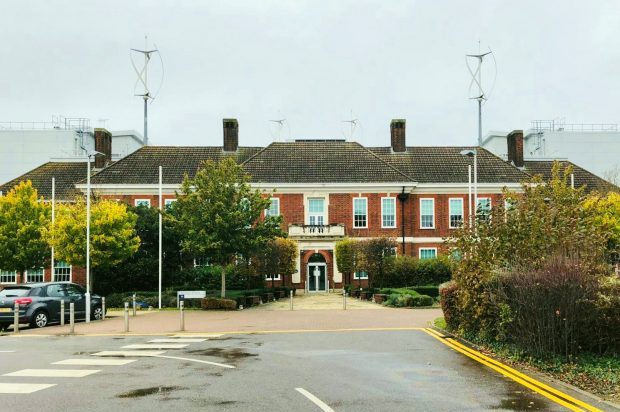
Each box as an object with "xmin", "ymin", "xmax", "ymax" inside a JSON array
[{"xmin": 0, "ymin": 288, "xmax": 30, "ymax": 297}]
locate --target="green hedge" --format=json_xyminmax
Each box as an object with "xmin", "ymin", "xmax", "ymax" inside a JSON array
[
  {"xmin": 383, "ymin": 293, "xmax": 433, "ymax": 307},
  {"xmin": 201, "ymin": 297, "xmax": 237, "ymax": 310},
  {"xmin": 382, "ymin": 255, "xmax": 452, "ymax": 287},
  {"xmin": 412, "ymin": 286, "xmax": 439, "ymax": 298}
]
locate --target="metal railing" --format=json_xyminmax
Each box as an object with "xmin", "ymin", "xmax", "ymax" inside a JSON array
[{"xmin": 531, "ymin": 120, "xmax": 618, "ymax": 133}]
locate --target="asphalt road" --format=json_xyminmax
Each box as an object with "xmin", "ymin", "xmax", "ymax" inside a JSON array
[{"xmin": 0, "ymin": 330, "xmax": 608, "ymax": 411}]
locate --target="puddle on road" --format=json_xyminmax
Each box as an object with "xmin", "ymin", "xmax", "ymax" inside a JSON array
[
  {"xmin": 489, "ymin": 393, "xmax": 549, "ymax": 410},
  {"xmin": 187, "ymin": 347, "xmax": 258, "ymax": 361},
  {"xmin": 117, "ymin": 386, "xmax": 186, "ymax": 398}
]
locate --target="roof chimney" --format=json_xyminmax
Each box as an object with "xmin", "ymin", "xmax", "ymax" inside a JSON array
[
  {"xmin": 507, "ymin": 129, "xmax": 524, "ymax": 168},
  {"xmin": 94, "ymin": 128, "xmax": 112, "ymax": 168},
  {"xmin": 390, "ymin": 119, "xmax": 406, "ymax": 152},
  {"xmin": 223, "ymin": 118, "xmax": 239, "ymax": 152}
]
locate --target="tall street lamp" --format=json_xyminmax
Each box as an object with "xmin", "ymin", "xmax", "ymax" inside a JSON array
[
  {"xmin": 460, "ymin": 149, "xmax": 478, "ymax": 226},
  {"xmin": 85, "ymin": 150, "xmax": 104, "ymax": 323}
]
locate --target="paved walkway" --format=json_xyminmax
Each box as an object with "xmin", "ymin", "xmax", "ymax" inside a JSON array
[
  {"xmin": 10, "ymin": 293, "xmax": 441, "ymax": 336},
  {"xmin": 251, "ymin": 292, "xmax": 385, "ymax": 310}
]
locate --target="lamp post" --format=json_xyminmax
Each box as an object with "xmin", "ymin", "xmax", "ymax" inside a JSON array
[
  {"xmin": 460, "ymin": 149, "xmax": 478, "ymax": 226},
  {"xmin": 85, "ymin": 150, "xmax": 104, "ymax": 323}
]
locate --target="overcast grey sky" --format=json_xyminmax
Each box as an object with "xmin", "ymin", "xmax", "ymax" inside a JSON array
[{"xmin": 0, "ymin": 1, "xmax": 618, "ymax": 147}]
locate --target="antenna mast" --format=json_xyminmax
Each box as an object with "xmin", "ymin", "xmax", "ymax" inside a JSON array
[
  {"xmin": 131, "ymin": 36, "xmax": 161, "ymax": 146},
  {"xmin": 342, "ymin": 110, "xmax": 359, "ymax": 141},
  {"xmin": 466, "ymin": 43, "xmax": 495, "ymax": 145}
]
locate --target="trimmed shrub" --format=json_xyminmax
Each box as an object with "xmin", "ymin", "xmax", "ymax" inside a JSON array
[
  {"xmin": 411, "ymin": 286, "xmax": 439, "ymax": 298},
  {"xmin": 411, "ymin": 295, "xmax": 434, "ymax": 307},
  {"xmin": 439, "ymin": 281, "xmax": 459, "ymax": 331},
  {"xmin": 201, "ymin": 297, "xmax": 237, "ymax": 310},
  {"xmin": 382, "ymin": 255, "xmax": 452, "ymax": 288}
]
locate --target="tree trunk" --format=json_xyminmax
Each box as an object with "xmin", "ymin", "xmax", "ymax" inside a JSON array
[
  {"xmin": 19, "ymin": 270, "xmax": 25, "ymax": 284},
  {"xmin": 220, "ymin": 267, "xmax": 226, "ymax": 298}
]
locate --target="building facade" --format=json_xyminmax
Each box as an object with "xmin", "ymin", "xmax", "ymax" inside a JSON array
[{"xmin": 3, "ymin": 119, "xmax": 612, "ymax": 291}]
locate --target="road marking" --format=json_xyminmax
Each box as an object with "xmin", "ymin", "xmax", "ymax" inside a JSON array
[
  {"xmin": 122, "ymin": 343, "xmax": 188, "ymax": 349},
  {"xmin": 295, "ymin": 388, "xmax": 335, "ymax": 412},
  {"xmin": 0, "ymin": 350, "xmax": 16, "ymax": 353},
  {"xmin": 0, "ymin": 383, "xmax": 56, "ymax": 394},
  {"xmin": 44, "ymin": 327, "xmax": 425, "ymax": 338},
  {"xmin": 3, "ymin": 369, "xmax": 100, "ymax": 378},
  {"xmin": 91, "ymin": 350, "xmax": 166, "ymax": 357},
  {"xmin": 154, "ymin": 355, "xmax": 235, "ymax": 369},
  {"xmin": 170, "ymin": 334, "xmax": 224, "ymax": 338},
  {"xmin": 422, "ymin": 328, "xmax": 602, "ymax": 412},
  {"xmin": 148, "ymin": 338, "xmax": 206, "ymax": 343},
  {"xmin": 52, "ymin": 359, "xmax": 137, "ymax": 366}
]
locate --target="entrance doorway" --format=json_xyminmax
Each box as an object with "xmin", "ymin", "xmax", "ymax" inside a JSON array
[{"xmin": 307, "ymin": 253, "xmax": 328, "ymax": 293}]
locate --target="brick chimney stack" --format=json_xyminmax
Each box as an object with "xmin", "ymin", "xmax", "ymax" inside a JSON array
[
  {"xmin": 507, "ymin": 129, "xmax": 524, "ymax": 168},
  {"xmin": 223, "ymin": 119, "xmax": 239, "ymax": 152},
  {"xmin": 390, "ymin": 119, "xmax": 406, "ymax": 153},
  {"xmin": 94, "ymin": 128, "xmax": 112, "ymax": 168}
]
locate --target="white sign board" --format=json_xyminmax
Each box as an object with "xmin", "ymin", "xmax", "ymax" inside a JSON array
[{"xmin": 177, "ymin": 290, "xmax": 206, "ymax": 307}]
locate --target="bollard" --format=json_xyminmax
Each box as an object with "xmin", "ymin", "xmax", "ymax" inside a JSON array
[
  {"xmin": 289, "ymin": 290, "xmax": 293, "ymax": 311},
  {"xmin": 132, "ymin": 294, "xmax": 137, "ymax": 317},
  {"xmin": 101, "ymin": 297, "xmax": 106, "ymax": 321},
  {"xmin": 124, "ymin": 302, "xmax": 129, "ymax": 332},
  {"xmin": 179, "ymin": 300, "xmax": 185, "ymax": 332},
  {"xmin": 69, "ymin": 302, "xmax": 75, "ymax": 334},
  {"xmin": 13, "ymin": 302, "xmax": 19, "ymax": 333},
  {"xmin": 60, "ymin": 300, "xmax": 65, "ymax": 326},
  {"xmin": 343, "ymin": 291, "xmax": 347, "ymax": 310}
]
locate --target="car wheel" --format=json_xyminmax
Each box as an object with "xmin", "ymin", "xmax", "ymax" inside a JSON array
[
  {"xmin": 30, "ymin": 311, "xmax": 49, "ymax": 328},
  {"xmin": 92, "ymin": 306, "xmax": 103, "ymax": 320}
]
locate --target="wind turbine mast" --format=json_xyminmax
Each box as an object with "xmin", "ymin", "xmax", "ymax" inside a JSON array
[
  {"xmin": 466, "ymin": 44, "xmax": 495, "ymax": 145},
  {"xmin": 131, "ymin": 36, "xmax": 161, "ymax": 146}
]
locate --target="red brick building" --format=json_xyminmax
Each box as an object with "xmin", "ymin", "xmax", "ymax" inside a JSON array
[{"xmin": 1, "ymin": 121, "xmax": 612, "ymax": 291}]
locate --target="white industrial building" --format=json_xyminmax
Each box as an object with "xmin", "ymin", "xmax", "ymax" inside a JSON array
[
  {"xmin": 0, "ymin": 118, "xmax": 143, "ymax": 184},
  {"xmin": 481, "ymin": 120, "xmax": 620, "ymax": 180}
]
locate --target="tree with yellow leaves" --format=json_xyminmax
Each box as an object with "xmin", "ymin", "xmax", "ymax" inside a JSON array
[
  {"xmin": 47, "ymin": 199, "xmax": 140, "ymax": 290},
  {"xmin": 0, "ymin": 181, "xmax": 51, "ymax": 283}
]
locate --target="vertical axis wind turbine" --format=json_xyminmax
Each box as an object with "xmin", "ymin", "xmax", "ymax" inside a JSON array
[
  {"xmin": 466, "ymin": 45, "xmax": 496, "ymax": 145},
  {"xmin": 131, "ymin": 37, "xmax": 162, "ymax": 146}
]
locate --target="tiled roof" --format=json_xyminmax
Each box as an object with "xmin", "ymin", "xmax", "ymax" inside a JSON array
[
  {"xmin": 0, "ymin": 162, "xmax": 89, "ymax": 201},
  {"xmin": 242, "ymin": 141, "xmax": 411, "ymax": 183},
  {"xmin": 369, "ymin": 147, "xmax": 531, "ymax": 183},
  {"xmin": 523, "ymin": 160, "xmax": 617, "ymax": 193},
  {"xmin": 89, "ymin": 146, "xmax": 263, "ymax": 184}
]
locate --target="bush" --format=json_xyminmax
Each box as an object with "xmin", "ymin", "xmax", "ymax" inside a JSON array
[
  {"xmin": 172, "ymin": 264, "xmax": 265, "ymax": 291},
  {"xmin": 382, "ymin": 255, "xmax": 452, "ymax": 288},
  {"xmin": 412, "ymin": 286, "xmax": 439, "ymax": 298},
  {"xmin": 439, "ymin": 281, "xmax": 459, "ymax": 331},
  {"xmin": 499, "ymin": 260, "xmax": 603, "ymax": 358},
  {"xmin": 379, "ymin": 288, "xmax": 419, "ymax": 297},
  {"xmin": 201, "ymin": 297, "xmax": 237, "ymax": 310},
  {"xmin": 411, "ymin": 295, "xmax": 434, "ymax": 307},
  {"xmin": 592, "ymin": 276, "xmax": 620, "ymax": 353}
]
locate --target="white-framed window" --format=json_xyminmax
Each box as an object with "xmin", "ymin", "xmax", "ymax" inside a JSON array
[
  {"xmin": 381, "ymin": 197, "xmax": 396, "ymax": 228},
  {"xmin": 308, "ymin": 198, "xmax": 325, "ymax": 226},
  {"xmin": 193, "ymin": 257, "xmax": 211, "ymax": 268},
  {"xmin": 353, "ymin": 197, "xmax": 368, "ymax": 228},
  {"xmin": 25, "ymin": 268, "xmax": 44, "ymax": 283},
  {"xmin": 420, "ymin": 198, "xmax": 435, "ymax": 229},
  {"xmin": 265, "ymin": 198, "xmax": 280, "ymax": 217},
  {"xmin": 419, "ymin": 248, "xmax": 437, "ymax": 259},
  {"xmin": 449, "ymin": 198, "xmax": 464, "ymax": 228},
  {"xmin": 264, "ymin": 274, "xmax": 281, "ymax": 281},
  {"xmin": 135, "ymin": 199, "xmax": 151, "ymax": 207},
  {"xmin": 477, "ymin": 197, "xmax": 492, "ymax": 221},
  {"xmin": 53, "ymin": 261, "xmax": 71, "ymax": 282},
  {"xmin": 353, "ymin": 271, "xmax": 368, "ymax": 279},
  {"xmin": 164, "ymin": 199, "xmax": 177, "ymax": 210},
  {"xmin": 0, "ymin": 270, "xmax": 17, "ymax": 284}
]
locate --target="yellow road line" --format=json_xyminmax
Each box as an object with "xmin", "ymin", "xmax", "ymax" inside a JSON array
[
  {"xmin": 422, "ymin": 328, "xmax": 601, "ymax": 412},
  {"xmin": 6, "ymin": 327, "xmax": 426, "ymax": 338}
]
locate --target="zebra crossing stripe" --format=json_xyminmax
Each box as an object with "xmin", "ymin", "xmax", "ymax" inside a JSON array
[
  {"xmin": 0, "ymin": 383, "xmax": 56, "ymax": 394},
  {"xmin": 121, "ymin": 344, "xmax": 188, "ymax": 349},
  {"xmin": 148, "ymin": 338, "xmax": 206, "ymax": 343},
  {"xmin": 52, "ymin": 359, "xmax": 136, "ymax": 366},
  {"xmin": 3, "ymin": 369, "xmax": 100, "ymax": 378},
  {"xmin": 91, "ymin": 350, "xmax": 166, "ymax": 357}
]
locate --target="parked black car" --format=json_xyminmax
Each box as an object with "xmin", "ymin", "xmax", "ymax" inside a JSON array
[{"xmin": 0, "ymin": 282, "xmax": 104, "ymax": 329}]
